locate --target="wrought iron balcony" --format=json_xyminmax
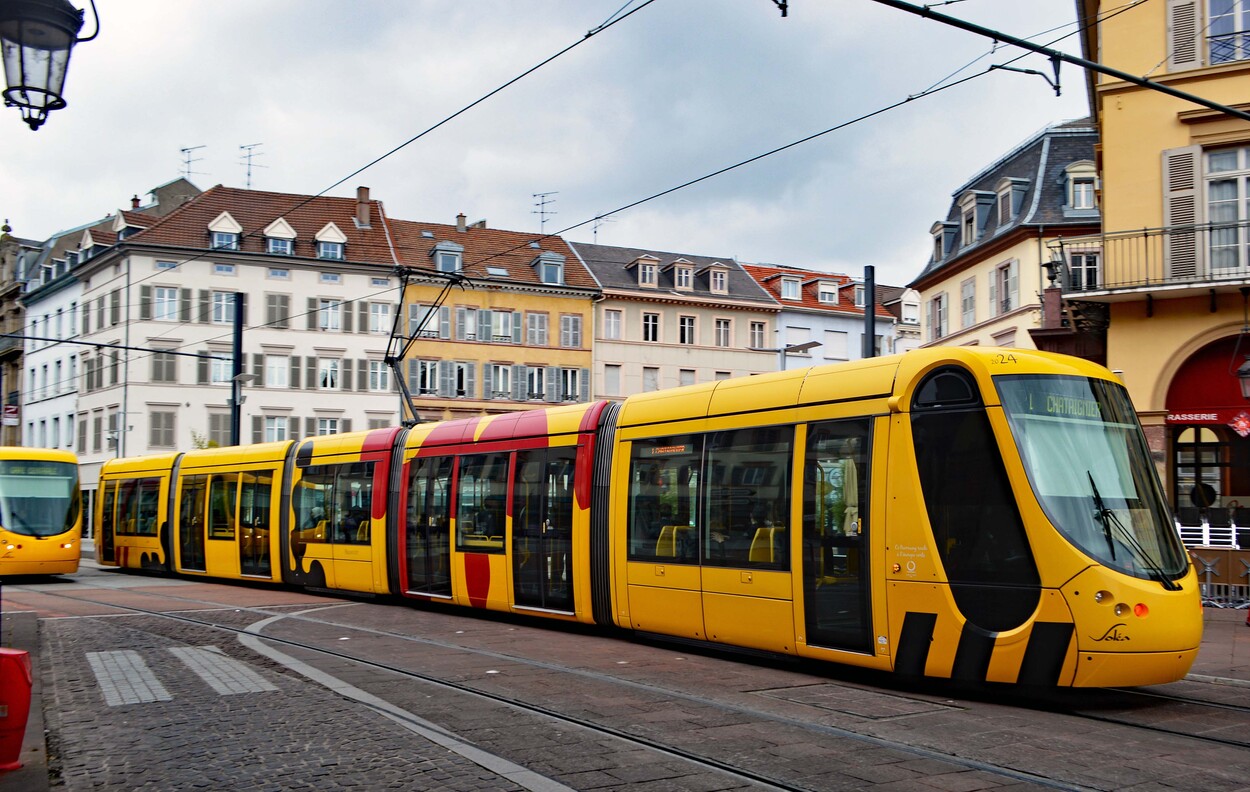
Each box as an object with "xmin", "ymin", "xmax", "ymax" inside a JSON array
[{"xmin": 1049, "ymin": 221, "xmax": 1250, "ymax": 297}]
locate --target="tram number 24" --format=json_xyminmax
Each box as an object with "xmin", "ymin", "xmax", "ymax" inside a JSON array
[{"xmin": 991, "ymin": 353, "xmax": 1018, "ymax": 365}]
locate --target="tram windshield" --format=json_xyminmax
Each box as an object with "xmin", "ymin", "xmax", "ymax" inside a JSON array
[
  {"xmin": 0, "ymin": 460, "xmax": 81, "ymax": 538},
  {"xmin": 996, "ymin": 375, "xmax": 1188, "ymax": 583}
]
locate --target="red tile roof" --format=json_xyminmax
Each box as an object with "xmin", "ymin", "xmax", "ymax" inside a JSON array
[{"xmin": 742, "ymin": 263, "xmax": 893, "ymax": 318}]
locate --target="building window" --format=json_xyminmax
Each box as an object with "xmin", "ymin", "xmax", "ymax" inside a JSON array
[
  {"xmin": 710, "ymin": 269, "xmax": 727, "ymax": 294},
  {"xmin": 318, "ymin": 359, "xmax": 341, "ymax": 390},
  {"xmin": 715, "ymin": 371, "xmax": 731, "ymax": 380},
  {"xmin": 539, "ymin": 257, "xmax": 563, "ymax": 285},
  {"xmin": 928, "ymin": 293, "xmax": 949, "ymax": 341},
  {"xmin": 603, "ymin": 309, "xmax": 622, "ymax": 340},
  {"xmin": 371, "ymin": 277, "xmax": 389, "ymax": 288},
  {"xmin": 318, "ymin": 241, "xmax": 344, "ymax": 260},
  {"xmin": 266, "ymin": 294, "xmax": 290, "ymax": 329},
  {"xmin": 604, "ymin": 364, "xmax": 621, "ymax": 396},
  {"xmin": 678, "ymin": 315, "xmax": 696, "ymax": 345},
  {"xmin": 491, "ymin": 310, "xmax": 513, "ymax": 342},
  {"xmin": 854, "ymin": 285, "xmax": 866, "ymax": 308},
  {"xmin": 317, "ymin": 418, "xmax": 339, "ymax": 436},
  {"xmin": 638, "ymin": 263, "xmax": 657, "ymax": 287},
  {"xmin": 264, "ymin": 417, "xmax": 288, "ymax": 442},
  {"xmin": 451, "ymin": 361, "xmax": 473, "ymax": 398},
  {"xmin": 818, "ymin": 284, "xmax": 838, "ymax": 304},
  {"xmin": 643, "ymin": 366, "xmax": 659, "ymax": 392},
  {"xmin": 212, "ymin": 231, "xmax": 239, "ymax": 250},
  {"xmin": 714, "ymin": 318, "xmax": 731, "ymax": 348},
  {"xmin": 489, "ymin": 364, "xmax": 511, "ymax": 399},
  {"xmin": 265, "ymin": 355, "xmax": 289, "ymax": 388},
  {"xmin": 961, "ymin": 278, "xmax": 976, "ymax": 328},
  {"xmin": 749, "ymin": 321, "xmax": 766, "ymax": 349},
  {"xmin": 369, "ymin": 302, "xmax": 391, "ymax": 333},
  {"xmin": 675, "ymin": 266, "xmax": 693, "ymax": 290},
  {"xmin": 210, "ymin": 356, "xmax": 231, "ymax": 384},
  {"xmin": 208, "ymin": 413, "xmax": 231, "ymax": 447},
  {"xmin": 1210, "ymin": 0, "xmax": 1250, "ymax": 63},
  {"xmin": 1071, "ymin": 178, "xmax": 1095, "ymax": 209},
  {"xmin": 268, "ymin": 268, "xmax": 289, "ymax": 279},
  {"xmin": 319, "ymin": 299, "xmax": 342, "ymax": 331},
  {"xmin": 679, "ymin": 369, "xmax": 695, "ymax": 387},
  {"xmin": 902, "ymin": 301, "xmax": 919, "ymax": 324},
  {"xmin": 1207, "ymin": 146, "xmax": 1250, "ymax": 271},
  {"xmin": 320, "ymin": 272, "xmax": 341, "ymax": 285},
  {"xmin": 150, "ymin": 411, "xmax": 175, "ymax": 447},
  {"xmin": 823, "ymin": 329, "xmax": 849, "ymax": 361},
  {"xmin": 410, "ymin": 360, "xmax": 435, "ymax": 395},
  {"xmin": 369, "ymin": 361, "xmax": 390, "ymax": 392},
  {"xmin": 526, "ymin": 366, "xmax": 545, "ymax": 400},
  {"xmin": 990, "ymin": 260, "xmax": 1018, "ymax": 316},
  {"xmin": 267, "ymin": 238, "xmax": 292, "ymax": 255},
  {"xmin": 642, "ymin": 312, "xmax": 659, "ymax": 343},
  {"xmin": 780, "ymin": 278, "xmax": 801, "ymax": 300},
  {"xmin": 153, "ymin": 287, "xmax": 179, "ymax": 321},
  {"xmin": 526, "ymin": 312, "xmax": 548, "ymax": 346},
  {"xmin": 151, "ymin": 351, "xmax": 177, "ymax": 383},
  {"xmin": 1069, "ymin": 251, "xmax": 1101, "ymax": 290},
  {"xmin": 560, "ymin": 315, "xmax": 582, "ymax": 348},
  {"xmin": 435, "ymin": 250, "xmax": 460, "ymax": 272},
  {"xmin": 560, "ymin": 368, "xmax": 580, "ymax": 401},
  {"xmin": 213, "ymin": 263, "xmax": 235, "ymax": 276},
  {"xmin": 156, "ymin": 260, "xmax": 178, "ymax": 270},
  {"xmin": 211, "ymin": 292, "xmax": 235, "ymax": 324}
]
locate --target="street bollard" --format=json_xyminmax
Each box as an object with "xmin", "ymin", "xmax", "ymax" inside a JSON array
[{"xmin": 0, "ymin": 648, "xmax": 32, "ymax": 771}]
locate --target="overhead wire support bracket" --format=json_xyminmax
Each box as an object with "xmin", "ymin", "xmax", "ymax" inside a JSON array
[
  {"xmin": 384, "ymin": 267, "xmax": 470, "ymax": 427},
  {"xmin": 771, "ymin": 0, "xmax": 788, "ymax": 16}
]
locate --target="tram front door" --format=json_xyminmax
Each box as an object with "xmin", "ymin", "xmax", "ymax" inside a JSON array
[{"xmin": 512, "ymin": 447, "xmax": 575, "ymax": 612}]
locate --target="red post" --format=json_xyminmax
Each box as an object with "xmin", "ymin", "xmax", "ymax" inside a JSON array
[{"xmin": 0, "ymin": 648, "xmax": 32, "ymax": 770}]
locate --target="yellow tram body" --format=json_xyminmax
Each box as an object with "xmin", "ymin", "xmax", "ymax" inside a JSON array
[
  {"xmin": 96, "ymin": 348, "xmax": 1201, "ymax": 687},
  {"xmin": 0, "ymin": 447, "xmax": 81, "ymax": 575}
]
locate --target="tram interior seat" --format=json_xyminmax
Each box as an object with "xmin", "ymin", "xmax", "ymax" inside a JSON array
[
  {"xmin": 749, "ymin": 527, "xmax": 776, "ymax": 563},
  {"xmin": 356, "ymin": 520, "xmax": 370, "ymax": 542},
  {"xmin": 1207, "ymin": 508, "xmax": 1232, "ymax": 529}
]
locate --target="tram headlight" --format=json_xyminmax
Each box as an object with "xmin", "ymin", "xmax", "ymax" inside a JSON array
[
  {"xmin": 1094, "ymin": 590, "xmax": 1112, "ymax": 603},
  {"xmin": 61, "ymin": 543, "xmax": 72, "ymax": 549},
  {"xmin": 1114, "ymin": 603, "xmax": 1129, "ymax": 617}
]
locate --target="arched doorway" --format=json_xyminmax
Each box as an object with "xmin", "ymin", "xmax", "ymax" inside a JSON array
[{"xmin": 1165, "ymin": 335, "xmax": 1250, "ymax": 535}]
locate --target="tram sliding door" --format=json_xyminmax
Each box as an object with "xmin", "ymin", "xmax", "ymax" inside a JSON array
[
  {"xmin": 801, "ymin": 418, "xmax": 872, "ymax": 653},
  {"xmin": 405, "ymin": 455, "xmax": 453, "ymax": 596},
  {"xmin": 512, "ymin": 447, "xmax": 576, "ymax": 612}
]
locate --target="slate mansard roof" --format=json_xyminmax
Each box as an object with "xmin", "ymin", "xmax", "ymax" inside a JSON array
[{"xmin": 570, "ymin": 241, "xmax": 776, "ymax": 306}]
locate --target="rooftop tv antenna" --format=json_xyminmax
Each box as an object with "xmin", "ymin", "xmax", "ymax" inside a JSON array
[
  {"xmin": 592, "ymin": 214, "xmax": 616, "ymax": 244},
  {"xmin": 179, "ymin": 145, "xmax": 207, "ymax": 179},
  {"xmin": 532, "ymin": 191, "xmax": 558, "ymax": 233},
  {"xmin": 239, "ymin": 143, "xmax": 267, "ymax": 189}
]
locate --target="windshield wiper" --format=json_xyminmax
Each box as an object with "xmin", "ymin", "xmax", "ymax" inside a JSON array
[{"xmin": 1088, "ymin": 471, "xmax": 1181, "ymax": 591}]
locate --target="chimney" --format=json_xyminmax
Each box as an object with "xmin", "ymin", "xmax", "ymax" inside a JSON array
[
  {"xmin": 456, "ymin": 213, "xmax": 467, "ymax": 233},
  {"xmin": 131, "ymin": 195, "xmax": 140, "ymax": 210},
  {"xmin": 356, "ymin": 186, "xmax": 371, "ymax": 228}
]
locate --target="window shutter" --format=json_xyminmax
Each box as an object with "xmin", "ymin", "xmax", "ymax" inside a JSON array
[
  {"xmin": 464, "ymin": 364, "xmax": 476, "ymax": 399},
  {"xmin": 240, "ymin": 294, "xmax": 248, "ymax": 326},
  {"xmin": 1008, "ymin": 261, "xmax": 1019, "ymax": 310},
  {"xmin": 140, "ymin": 286, "xmax": 152, "ymax": 320},
  {"xmin": 307, "ymin": 298, "xmax": 318, "ymax": 331},
  {"xmin": 180, "ymin": 288, "xmax": 192, "ymax": 322},
  {"xmin": 988, "ymin": 272, "xmax": 998, "ymax": 318},
  {"xmin": 408, "ymin": 303, "xmax": 420, "ymax": 335},
  {"xmin": 197, "ymin": 352, "xmax": 209, "ymax": 385},
  {"xmin": 438, "ymin": 361, "xmax": 453, "ymax": 397},
  {"xmin": 1167, "ymin": 0, "xmax": 1202, "ymax": 71},
  {"xmin": 306, "ymin": 358, "xmax": 317, "ymax": 390},
  {"xmin": 110, "ymin": 290, "xmax": 121, "ymax": 324},
  {"xmin": 278, "ymin": 295, "xmax": 290, "ymax": 329},
  {"xmin": 512, "ymin": 312, "xmax": 522, "ymax": 344},
  {"xmin": 253, "ymin": 354, "xmax": 265, "ymax": 388},
  {"xmin": 199, "ymin": 290, "xmax": 211, "ymax": 323},
  {"xmin": 579, "ymin": 368, "xmax": 590, "ymax": 402},
  {"xmin": 306, "ymin": 417, "xmax": 317, "ymax": 438},
  {"xmin": 358, "ymin": 359, "xmax": 369, "ymax": 391},
  {"xmin": 342, "ymin": 301, "xmax": 353, "ymax": 333},
  {"xmin": 290, "ymin": 356, "xmax": 301, "ymax": 389},
  {"xmin": 289, "ymin": 417, "xmax": 300, "ymax": 440},
  {"xmin": 408, "ymin": 359, "xmax": 417, "ymax": 392},
  {"xmin": 455, "ymin": 307, "xmax": 466, "ymax": 340},
  {"xmin": 82, "ymin": 301, "xmax": 90, "ymax": 335},
  {"xmin": 479, "ymin": 310, "xmax": 492, "ymax": 341},
  {"xmin": 439, "ymin": 306, "xmax": 451, "ymax": 338},
  {"xmin": 512, "ymin": 365, "xmax": 525, "ymax": 401},
  {"xmin": 358, "ymin": 303, "xmax": 369, "ymax": 334},
  {"xmin": 1162, "ymin": 145, "xmax": 1204, "ymax": 278},
  {"xmin": 252, "ymin": 416, "xmax": 263, "ymax": 444},
  {"xmin": 341, "ymin": 419, "xmax": 352, "ymax": 434},
  {"xmin": 545, "ymin": 368, "xmax": 560, "ymax": 403},
  {"xmin": 483, "ymin": 363, "xmax": 493, "ymax": 397}
]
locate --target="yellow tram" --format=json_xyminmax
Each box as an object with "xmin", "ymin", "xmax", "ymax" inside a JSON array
[
  {"xmin": 0, "ymin": 447, "xmax": 82, "ymax": 575},
  {"xmin": 97, "ymin": 348, "xmax": 1201, "ymax": 687}
]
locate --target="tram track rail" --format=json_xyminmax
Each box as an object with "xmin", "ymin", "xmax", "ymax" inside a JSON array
[{"xmin": 18, "ymin": 576, "xmax": 1093, "ymax": 792}]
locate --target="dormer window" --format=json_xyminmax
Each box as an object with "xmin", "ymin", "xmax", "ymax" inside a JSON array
[
  {"xmin": 212, "ymin": 231, "xmax": 240, "ymax": 250},
  {"xmin": 264, "ymin": 218, "xmax": 297, "ymax": 256},
  {"xmin": 674, "ymin": 266, "xmax": 693, "ymax": 290},
  {"xmin": 902, "ymin": 301, "xmax": 919, "ymax": 324},
  {"xmin": 532, "ymin": 251, "xmax": 564, "ymax": 285},
  {"xmin": 314, "ymin": 222, "xmax": 348, "ymax": 261},
  {"xmin": 268, "ymin": 238, "xmax": 292, "ymax": 256},
  {"xmin": 208, "ymin": 211, "xmax": 244, "ymax": 251},
  {"xmin": 817, "ymin": 283, "xmax": 838, "ymax": 304},
  {"xmin": 1063, "ymin": 161, "xmax": 1098, "ymax": 212},
  {"xmin": 431, "ymin": 240, "xmax": 464, "ymax": 273},
  {"xmin": 780, "ymin": 277, "xmax": 801, "ymax": 300},
  {"xmin": 958, "ymin": 191, "xmax": 994, "ymax": 246},
  {"xmin": 639, "ymin": 263, "xmax": 657, "ymax": 287},
  {"xmin": 709, "ymin": 269, "xmax": 727, "ymax": 294},
  {"xmin": 854, "ymin": 285, "xmax": 865, "ymax": 308}
]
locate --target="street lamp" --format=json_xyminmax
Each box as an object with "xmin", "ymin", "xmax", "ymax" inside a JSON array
[
  {"xmin": 229, "ymin": 372, "xmax": 257, "ymax": 446},
  {"xmin": 751, "ymin": 340, "xmax": 821, "ymax": 371},
  {"xmin": 0, "ymin": 0, "xmax": 98, "ymax": 131}
]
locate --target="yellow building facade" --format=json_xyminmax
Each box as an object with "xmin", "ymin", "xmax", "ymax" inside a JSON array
[{"xmin": 1066, "ymin": 1, "xmax": 1250, "ymax": 534}]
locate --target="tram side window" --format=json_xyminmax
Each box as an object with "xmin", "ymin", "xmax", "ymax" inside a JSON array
[
  {"xmin": 117, "ymin": 477, "xmax": 161, "ymax": 536},
  {"xmin": 101, "ymin": 480, "xmax": 117, "ymax": 537},
  {"xmin": 208, "ymin": 475, "xmax": 238, "ymax": 540},
  {"xmin": 704, "ymin": 426, "xmax": 793, "ymax": 569},
  {"xmin": 239, "ymin": 471, "xmax": 273, "ymax": 529},
  {"xmin": 456, "ymin": 453, "xmax": 508, "ymax": 552},
  {"xmin": 293, "ymin": 469, "xmax": 331, "ymax": 544},
  {"xmin": 293, "ymin": 462, "xmax": 375, "ymax": 545},
  {"xmin": 408, "ymin": 456, "xmax": 453, "ymax": 538},
  {"xmin": 628, "ymin": 435, "xmax": 702, "ymax": 563}
]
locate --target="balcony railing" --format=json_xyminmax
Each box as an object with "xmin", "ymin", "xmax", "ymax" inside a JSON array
[{"xmin": 1050, "ymin": 221, "xmax": 1250, "ymax": 294}]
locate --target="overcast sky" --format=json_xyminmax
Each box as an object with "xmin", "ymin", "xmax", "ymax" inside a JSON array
[{"xmin": 1, "ymin": 0, "xmax": 1092, "ymax": 288}]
